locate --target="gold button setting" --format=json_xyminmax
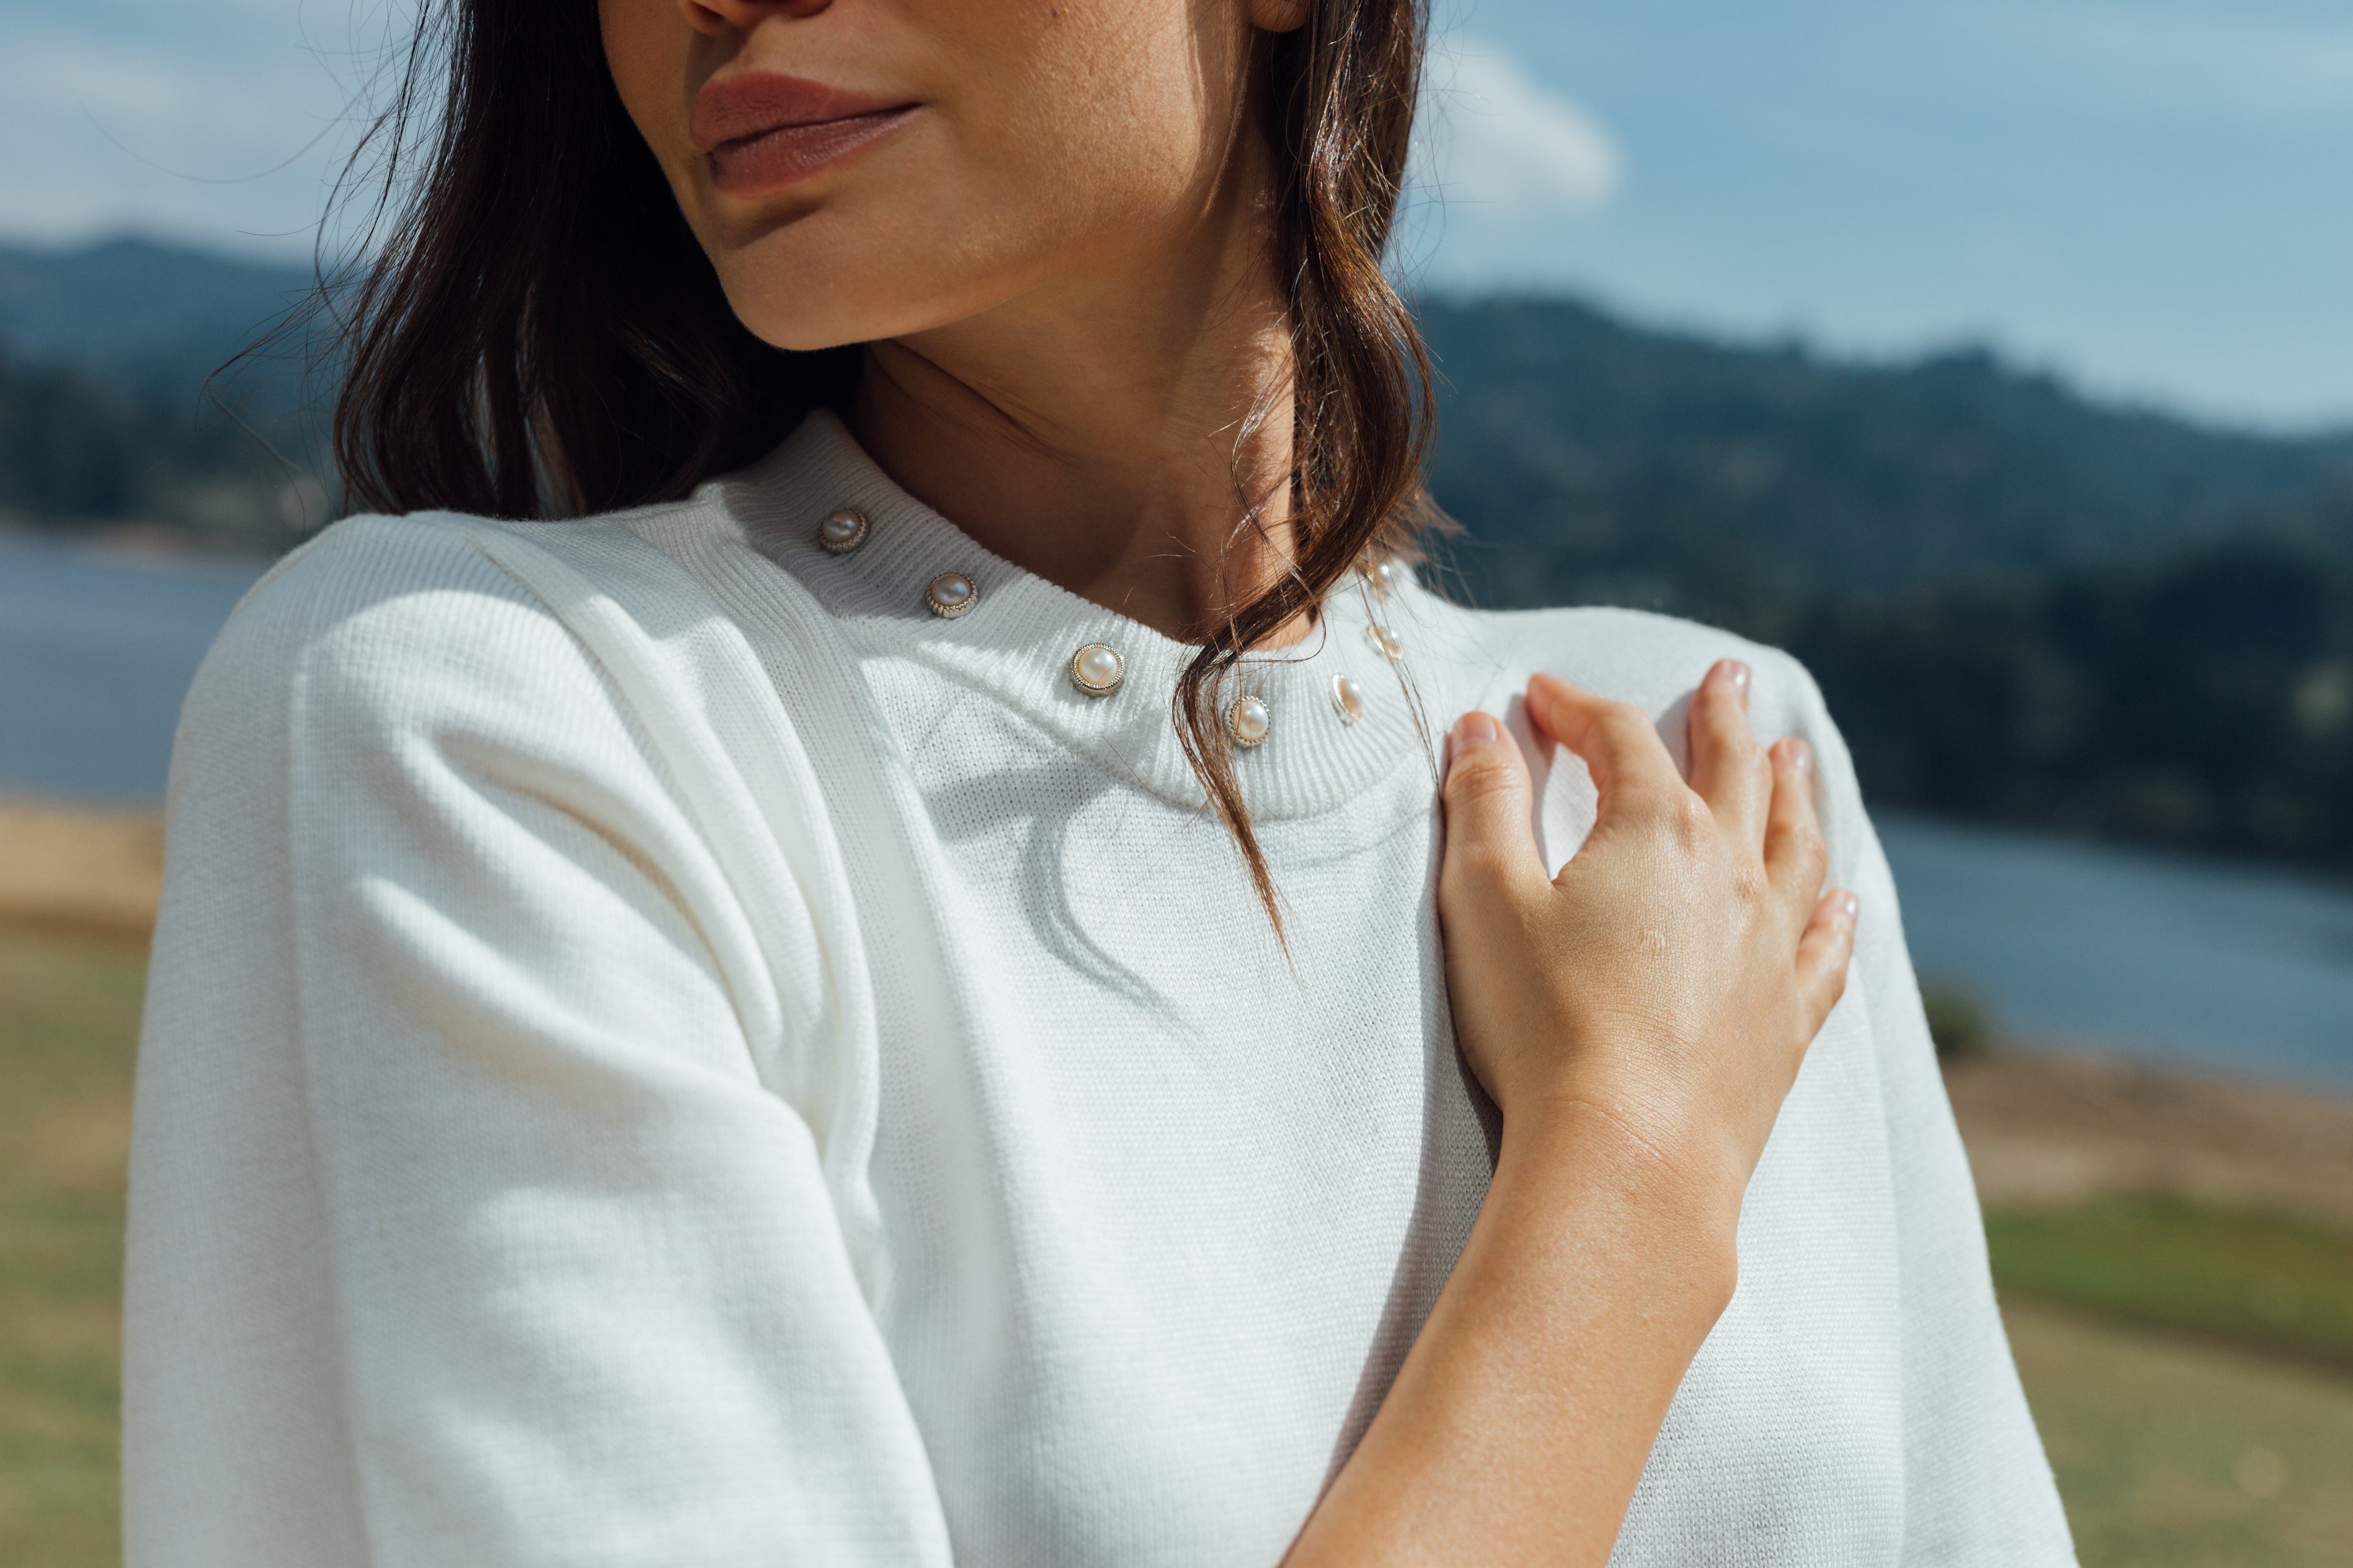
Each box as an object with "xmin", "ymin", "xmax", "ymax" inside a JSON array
[
  {"xmin": 1226, "ymin": 694, "xmax": 1271, "ymax": 749},
  {"xmin": 817, "ymin": 507, "xmax": 869, "ymax": 554},
  {"xmin": 1069, "ymin": 643, "xmax": 1125, "ymax": 697},
  {"xmin": 926, "ymin": 571, "xmax": 979, "ymax": 618}
]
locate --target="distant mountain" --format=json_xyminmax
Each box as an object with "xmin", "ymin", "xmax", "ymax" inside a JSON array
[
  {"xmin": 1419, "ymin": 297, "xmax": 2353, "ymax": 612},
  {"xmin": 0, "ymin": 236, "xmax": 314, "ymax": 388},
  {"xmin": 0, "ymin": 238, "xmax": 330, "ymax": 548}
]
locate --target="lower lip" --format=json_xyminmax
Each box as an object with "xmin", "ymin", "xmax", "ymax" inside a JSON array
[{"xmin": 709, "ymin": 106, "xmax": 916, "ymax": 198}]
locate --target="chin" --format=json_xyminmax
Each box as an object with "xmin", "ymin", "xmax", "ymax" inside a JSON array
[
  {"xmin": 703, "ymin": 210, "xmax": 973, "ymax": 353},
  {"xmin": 696, "ymin": 182, "xmax": 1049, "ymax": 352}
]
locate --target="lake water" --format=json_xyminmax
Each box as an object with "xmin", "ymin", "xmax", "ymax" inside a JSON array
[
  {"xmin": 0, "ymin": 535, "xmax": 265, "ymax": 804},
  {"xmin": 1877, "ymin": 815, "xmax": 2353, "ymax": 1090},
  {"xmin": 3, "ymin": 534, "xmax": 2350, "ymax": 1090}
]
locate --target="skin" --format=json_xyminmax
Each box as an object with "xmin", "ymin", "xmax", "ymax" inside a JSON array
[
  {"xmin": 602, "ymin": 0, "xmax": 1860, "ymax": 1559},
  {"xmin": 604, "ymin": 0, "xmax": 1310, "ymax": 640}
]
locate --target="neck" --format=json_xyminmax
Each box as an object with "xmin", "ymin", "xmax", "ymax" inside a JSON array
[{"xmin": 848, "ymin": 149, "xmax": 1302, "ymax": 646}]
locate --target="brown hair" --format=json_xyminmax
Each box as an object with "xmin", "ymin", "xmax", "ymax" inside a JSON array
[{"xmin": 332, "ymin": 0, "xmax": 1439, "ymax": 929}]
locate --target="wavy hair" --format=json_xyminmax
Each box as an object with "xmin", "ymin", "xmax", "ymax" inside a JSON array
[{"xmin": 331, "ymin": 0, "xmax": 1439, "ymax": 931}]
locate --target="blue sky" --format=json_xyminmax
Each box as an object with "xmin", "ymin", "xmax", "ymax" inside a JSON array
[{"xmin": 4, "ymin": 0, "xmax": 2350, "ymax": 430}]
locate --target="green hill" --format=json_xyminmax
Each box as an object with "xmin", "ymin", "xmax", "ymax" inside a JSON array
[
  {"xmin": 0, "ymin": 238, "xmax": 330, "ymax": 549},
  {"xmin": 0, "ymin": 236, "xmax": 313, "ymax": 389},
  {"xmin": 1419, "ymin": 295, "xmax": 2353, "ymax": 610}
]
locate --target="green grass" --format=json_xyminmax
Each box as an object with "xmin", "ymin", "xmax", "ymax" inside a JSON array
[
  {"xmin": 0, "ymin": 925, "xmax": 145, "ymax": 1568},
  {"xmin": 2008, "ymin": 1297, "xmax": 2353, "ymax": 1567},
  {"xmin": 1990, "ymin": 1196, "xmax": 2353, "ymax": 1374}
]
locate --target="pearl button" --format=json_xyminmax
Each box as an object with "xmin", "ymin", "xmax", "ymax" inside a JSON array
[
  {"xmin": 1226, "ymin": 694, "xmax": 1271, "ymax": 749},
  {"xmin": 1330, "ymin": 674, "xmax": 1364, "ymax": 725},
  {"xmin": 817, "ymin": 507, "xmax": 870, "ymax": 553},
  {"xmin": 1364, "ymin": 621, "xmax": 1403, "ymax": 659},
  {"xmin": 926, "ymin": 571, "xmax": 979, "ymax": 618},
  {"xmin": 1367, "ymin": 558, "xmax": 1407, "ymax": 598},
  {"xmin": 1069, "ymin": 641, "xmax": 1124, "ymax": 697}
]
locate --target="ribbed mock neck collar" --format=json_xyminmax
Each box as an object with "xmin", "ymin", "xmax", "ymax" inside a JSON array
[{"xmin": 708, "ymin": 410, "xmax": 1450, "ymax": 823}]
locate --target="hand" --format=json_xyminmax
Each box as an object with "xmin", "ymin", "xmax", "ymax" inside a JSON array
[{"xmin": 1437, "ymin": 659, "xmax": 1859, "ymax": 1220}]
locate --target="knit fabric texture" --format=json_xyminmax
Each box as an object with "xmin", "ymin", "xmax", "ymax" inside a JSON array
[{"xmin": 123, "ymin": 411, "xmax": 2076, "ymax": 1566}]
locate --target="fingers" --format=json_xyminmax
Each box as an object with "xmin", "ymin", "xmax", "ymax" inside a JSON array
[
  {"xmin": 1686, "ymin": 660, "xmax": 1770, "ymax": 840},
  {"xmin": 1793, "ymin": 887, "xmax": 1861, "ymax": 1040},
  {"xmin": 1524, "ymin": 674, "xmax": 1683, "ymax": 819},
  {"xmin": 1762, "ymin": 736, "xmax": 1830, "ymax": 921},
  {"xmin": 1439, "ymin": 711, "xmax": 1547, "ymax": 899}
]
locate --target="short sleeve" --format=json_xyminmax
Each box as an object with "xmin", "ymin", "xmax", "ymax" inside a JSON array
[{"xmin": 123, "ymin": 518, "xmax": 954, "ymax": 1566}]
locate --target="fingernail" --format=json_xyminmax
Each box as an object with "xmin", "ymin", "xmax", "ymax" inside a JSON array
[
  {"xmin": 1455, "ymin": 711, "xmax": 1502, "ymax": 747},
  {"xmin": 1839, "ymin": 890, "xmax": 1859, "ymax": 921},
  {"xmin": 1789, "ymin": 738, "xmax": 1814, "ymax": 774},
  {"xmin": 1726, "ymin": 660, "xmax": 1751, "ymax": 692}
]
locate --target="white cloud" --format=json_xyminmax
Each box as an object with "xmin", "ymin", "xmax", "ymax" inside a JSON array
[{"xmin": 1411, "ymin": 39, "xmax": 1624, "ymax": 217}]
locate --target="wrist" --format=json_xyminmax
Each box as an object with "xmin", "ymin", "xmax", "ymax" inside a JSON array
[{"xmin": 1496, "ymin": 1093, "xmax": 1745, "ymax": 1313}]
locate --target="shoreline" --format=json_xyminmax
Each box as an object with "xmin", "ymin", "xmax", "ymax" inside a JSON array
[
  {"xmin": 1945, "ymin": 1046, "xmax": 2353, "ymax": 1231},
  {"xmin": 0, "ymin": 796, "xmax": 164, "ymax": 941}
]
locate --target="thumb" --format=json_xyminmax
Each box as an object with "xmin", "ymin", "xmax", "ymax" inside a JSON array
[{"xmin": 1440, "ymin": 711, "xmax": 1546, "ymax": 900}]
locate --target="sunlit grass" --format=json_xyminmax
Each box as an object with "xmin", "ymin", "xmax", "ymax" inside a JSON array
[
  {"xmin": 1989, "ymin": 1197, "xmax": 2353, "ymax": 1373},
  {"xmin": 0, "ymin": 925, "xmax": 143, "ymax": 1568},
  {"xmin": 2008, "ymin": 1297, "xmax": 2353, "ymax": 1568}
]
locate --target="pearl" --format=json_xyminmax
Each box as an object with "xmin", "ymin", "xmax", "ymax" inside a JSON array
[
  {"xmin": 1364, "ymin": 621, "xmax": 1403, "ymax": 659},
  {"xmin": 817, "ymin": 507, "xmax": 869, "ymax": 554},
  {"xmin": 1069, "ymin": 642, "xmax": 1125, "ymax": 697},
  {"xmin": 1330, "ymin": 674, "xmax": 1364, "ymax": 725},
  {"xmin": 1366, "ymin": 558, "xmax": 1407, "ymax": 598},
  {"xmin": 1226, "ymin": 694, "xmax": 1271, "ymax": 749},
  {"xmin": 926, "ymin": 571, "xmax": 979, "ymax": 618}
]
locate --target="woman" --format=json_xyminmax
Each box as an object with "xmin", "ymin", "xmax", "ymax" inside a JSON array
[{"xmin": 123, "ymin": 0, "xmax": 2074, "ymax": 1562}]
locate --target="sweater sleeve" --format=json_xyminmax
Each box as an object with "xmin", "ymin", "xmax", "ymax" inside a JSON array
[
  {"xmin": 122, "ymin": 519, "xmax": 954, "ymax": 1567},
  {"xmin": 1788, "ymin": 658, "xmax": 2079, "ymax": 1565}
]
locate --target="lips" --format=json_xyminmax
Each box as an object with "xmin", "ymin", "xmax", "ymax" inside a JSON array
[{"xmin": 691, "ymin": 72, "xmax": 917, "ymax": 198}]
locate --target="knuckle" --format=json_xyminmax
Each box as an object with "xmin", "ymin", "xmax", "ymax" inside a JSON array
[
  {"xmin": 1706, "ymin": 682, "xmax": 1754, "ymax": 734},
  {"xmin": 1447, "ymin": 841, "xmax": 1522, "ymax": 892},
  {"xmin": 1666, "ymin": 792, "xmax": 1714, "ymax": 848},
  {"xmin": 1785, "ymin": 822, "xmax": 1828, "ymax": 878},
  {"xmin": 1600, "ymin": 702, "xmax": 1655, "ymax": 748},
  {"xmin": 1443, "ymin": 754, "xmax": 1523, "ymax": 811},
  {"xmin": 1801, "ymin": 831, "xmax": 1830, "ymax": 881}
]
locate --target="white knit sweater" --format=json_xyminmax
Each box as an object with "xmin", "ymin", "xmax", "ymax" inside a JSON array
[{"xmin": 124, "ymin": 411, "xmax": 2074, "ymax": 1566}]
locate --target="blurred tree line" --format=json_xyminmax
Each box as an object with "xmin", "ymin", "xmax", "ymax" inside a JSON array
[
  {"xmin": 1783, "ymin": 546, "xmax": 2353, "ymax": 874},
  {"xmin": 0, "ymin": 239, "xmax": 330, "ymax": 554},
  {"xmin": 0, "ymin": 340, "xmax": 327, "ymax": 553}
]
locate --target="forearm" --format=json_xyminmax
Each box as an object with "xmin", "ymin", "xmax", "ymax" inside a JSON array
[{"xmin": 1286, "ymin": 1100, "xmax": 1738, "ymax": 1567}]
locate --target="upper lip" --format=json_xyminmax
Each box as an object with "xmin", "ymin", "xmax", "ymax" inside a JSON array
[{"xmin": 689, "ymin": 72, "xmax": 915, "ymax": 154}]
